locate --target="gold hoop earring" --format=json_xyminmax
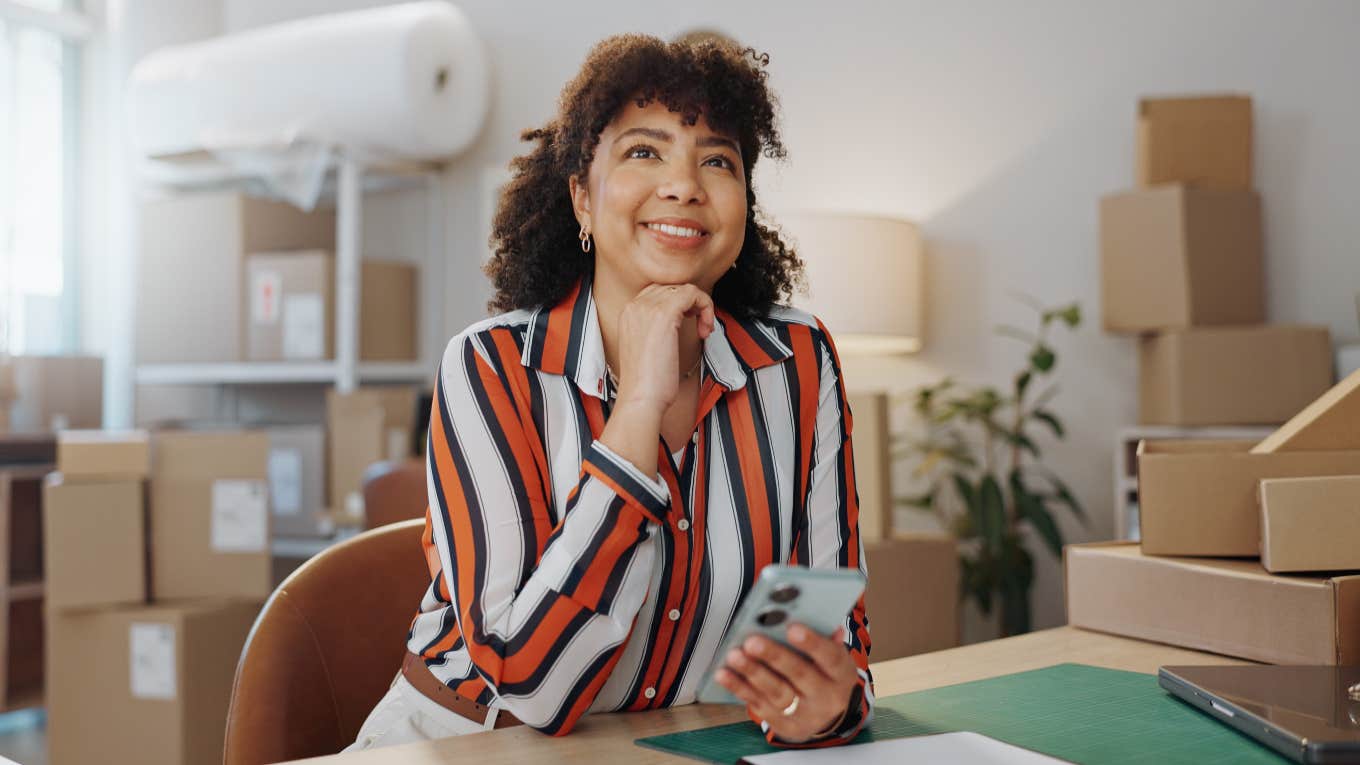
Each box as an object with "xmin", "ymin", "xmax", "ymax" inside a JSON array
[{"xmin": 579, "ymin": 226, "xmax": 592, "ymax": 253}]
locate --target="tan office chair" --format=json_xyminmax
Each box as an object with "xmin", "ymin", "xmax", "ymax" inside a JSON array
[
  {"xmin": 223, "ymin": 518, "xmax": 429, "ymax": 765},
  {"xmin": 361, "ymin": 459, "xmax": 427, "ymax": 530}
]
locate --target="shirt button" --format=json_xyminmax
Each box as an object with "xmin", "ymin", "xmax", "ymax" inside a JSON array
[
  {"xmin": 677, "ymin": 519, "xmax": 690, "ymax": 532},
  {"xmin": 644, "ymin": 687, "xmax": 657, "ymax": 700},
  {"xmin": 668, "ymin": 608, "xmax": 681, "ymax": 622},
  {"xmin": 691, "ymin": 432, "xmax": 699, "ymax": 444}
]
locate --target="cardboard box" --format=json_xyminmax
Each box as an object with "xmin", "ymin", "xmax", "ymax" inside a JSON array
[
  {"xmin": 326, "ymin": 387, "xmax": 418, "ymax": 519},
  {"xmin": 56, "ymin": 430, "xmax": 151, "ymax": 479},
  {"xmin": 359, "ymin": 260, "xmax": 419, "ymax": 362},
  {"xmin": 1260, "ymin": 476, "xmax": 1360, "ymax": 573},
  {"xmin": 1139, "ymin": 326, "xmax": 1333, "ymax": 426},
  {"xmin": 243, "ymin": 253, "xmax": 419, "ymax": 362},
  {"xmin": 1253, "ymin": 369, "xmax": 1360, "ymax": 453},
  {"xmin": 266, "ymin": 424, "xmax": 328, "ymax": 538},
  {"xmin": 138, "ymin": 193, "xmax": 336, "ymax": 363},
  {"xmin": 1066, "ymin": 542, "xmax": 1360, "ymax": 664},
  {"xmin": 1137, "ymin": 95, "xmax": 1252, "ymax": 190},
  {"xmin": 1137, "ymin": 439, "xmax": 1360, "ymax": 556},
  {"xmin": 245, "ymin": 250, "xmax": 335, "ymax": 361},
  {"xmin": 46, "ymin": 599, "xmax": 260, "ymax": 765},
  {"xmin": 150, "ymin": 431, "xmax": 272, "ymax": 601},
  {"xmin": 1100, "ymin": 186, "xmax": 1263, "ymax": 333},
  {"xmin": 0, "ymin": 356, "xmax": 102, "ymax": 433},
  {"xmin": 43, "ymin": 475, "xmax": 147, "ymax": 609},
  {"xmin": 864, "ymin": 533, "xmax": 959, "ymax": 661}
]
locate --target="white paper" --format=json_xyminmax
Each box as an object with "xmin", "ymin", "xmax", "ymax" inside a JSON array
[
  {"xmin": 211, "ymin": 479, "xmax": 269, "ymax": 552},
  {"xmin": 282, "ymin": 292, "xmax": 325, "ymax": 359},
  {"xmin": 741, "ymin": 732, "xmax": 1072, "ymax": 765},
  {"xmin": 129, "ymin": 623, "xmax": 177, "ymax": 700},
  {"xmin": 386, "ymin": 427, "xmax": 409, "ymax": 461},
  {"xmin": 268, "ymin": 448, "xmax": 303, "ymax": 516},
  {"xmin": 251, "ymin": 271, "xmax": 282, "ymax": 325}
]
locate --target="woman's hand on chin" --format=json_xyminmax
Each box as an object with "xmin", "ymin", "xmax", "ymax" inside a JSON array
[{"xmin": 613, "ymin": 282, "xmax": 714, "ymax": 415}]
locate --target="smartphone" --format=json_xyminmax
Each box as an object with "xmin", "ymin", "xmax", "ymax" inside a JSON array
[{"xmin": 697, "ymin": 563, "xmax": 866, "ymax": 705}]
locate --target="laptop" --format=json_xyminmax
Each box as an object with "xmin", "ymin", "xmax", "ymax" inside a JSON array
[{"xmin": 1160, "ymin": 665, "xmax": 1360, "ymax": 764}]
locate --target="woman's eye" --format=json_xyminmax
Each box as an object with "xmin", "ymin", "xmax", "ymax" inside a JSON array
[
  {"xmin": 626, "ymin": 145, "xmax": 658, "ymax": 160},
  {"xmin": 705, "ymin": 155, "xmax": 735, "ymax": 170}
]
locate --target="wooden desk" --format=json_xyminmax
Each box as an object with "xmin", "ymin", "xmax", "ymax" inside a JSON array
[{"xmin": 294, "ymin": 627, "xmax": 1248, "ymax": 764}]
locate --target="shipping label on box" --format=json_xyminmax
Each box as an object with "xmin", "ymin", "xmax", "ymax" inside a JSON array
[
  {"xmin": 282, "ymin": 292, "xmax": 326, "ymax": 359},
  {"xmin": 210, "ymin": 479, "xmax": 269, "ymax": 553},
  {"xmin": 129, "ymin": 622, "xmax": 177, "ymax": 700},
  {"xmin": 268, "ymin": 447, "xmax": 303, "ymax": 516},
  {"xmin": 251, "ymin": 270, "xmax": 282, "ymax": 325}
]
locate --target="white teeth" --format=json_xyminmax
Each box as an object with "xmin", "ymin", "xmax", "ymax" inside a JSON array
[{"xmin": 647, "ymin": 223, "xmax": 702, "ymax": 238}]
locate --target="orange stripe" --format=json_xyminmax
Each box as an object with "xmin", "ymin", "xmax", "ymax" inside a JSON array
[
  {"xmin": 491, "ymin": 329, "xmax": 553, "ymax": 520},
  {"xmin": 715, "ymin": 309, "xmax": 774, "ymax": 367},
  {"xmin": 540, "ymin": 282, "xmax": 579, "ymax": 373},
  {"xmin": 729, "ymin": 387, "xmax": 775, "ymax": 577},
  {"xmin": 552, "ymin": 640, "xmax": 631, "ymax": 736},
  {"xmin": 655, "ymin": 436, "xmax": 707, "ymax": 697},
  {"xmin": 788, "ymin": 326, "xmax": 820, "ymax": 564}
]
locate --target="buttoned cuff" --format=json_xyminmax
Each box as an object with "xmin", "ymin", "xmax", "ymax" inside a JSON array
[{"xmin": 582, "ymin": 441, "xmax": 672, "ymax": 524}]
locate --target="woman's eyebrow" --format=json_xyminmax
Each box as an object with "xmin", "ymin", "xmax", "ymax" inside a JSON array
[
  {"xmin": 616, "ymin": 126, "xmax": 672, "ymax": 143},
  {"xmin": 615, "ymin": 126, "xmax": 740, "ymax": 155}
]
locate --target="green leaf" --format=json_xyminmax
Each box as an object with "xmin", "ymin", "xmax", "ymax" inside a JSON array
[
  {"xmin": 1030, "ymin": 344, "xmax": 1056, "ymax": 372},
  {"xmin": 896, "ymin": 491, "xmax": 935, "ymax": 510},
  {"xmin": 979, "ymin": 475, "xmax": 1006, "ymax": 552},
  {"xmin": 1031, "ymin": 409, "xmax": 1065, "ymax": 438},
  {"xmin": 1015, "ymin": 370, "xmax": 1032, "ymax": 398},
  {"xmin": 1012, "ymin": 471, "xmax": 1064, "ymax": 559},
  {"xmin": 1058, "ymin": 304, "xmax": 1082, "ymax": 328},
  {"xmin": 1030, "ymin": 469, "xmax": 1088, "ymax": 524},
  {"xmin": 1003, "ymin": 429, "xmax": 1041, "ymax": 458}
]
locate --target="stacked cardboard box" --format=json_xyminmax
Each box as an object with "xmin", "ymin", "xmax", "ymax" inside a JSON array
[
  {"xmin": 1100, "ymin": 95, "xmax": 1333, "ymax": 427},
  {"xmin": 0, "ymin": 356, "xmax": 103, "ymax": 434},
  {"xmin": 1069, "ymin": 370, "xmax": 1360, "ymax": 664},
  {"xmin": 44, "ymin": 430, "xmax": 266, "ymax": 765},
  {"xmin": 243, "ymin": 251, "xmax": 419, "ymax": 363},
  {"xmin": 1072, "ymin": 97, "xmax": 1360, "ymax": 665},
  {"xmin": 326, "ymin": 386, "xmax": 420, "ymax": 529}
]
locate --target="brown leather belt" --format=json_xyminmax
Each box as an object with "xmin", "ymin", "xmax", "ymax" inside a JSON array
[{"xmin": 401, "ymin": 652, "xmax": 523, "ymax": 729}]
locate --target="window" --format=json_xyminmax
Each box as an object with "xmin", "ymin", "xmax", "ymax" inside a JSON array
[{"xmin": 0, "ymin": 0, "xmax": 85, "ymax": 355}]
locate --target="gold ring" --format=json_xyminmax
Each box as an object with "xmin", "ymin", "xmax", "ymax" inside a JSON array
[{"xmin": 781, "ymin": 694, "xmax": 800, "ymax": 717}]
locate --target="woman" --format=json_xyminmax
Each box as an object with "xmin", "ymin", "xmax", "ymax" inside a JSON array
[{"xmin": 348, "ymin": 33, "xmax": 872, "ymax": 752}]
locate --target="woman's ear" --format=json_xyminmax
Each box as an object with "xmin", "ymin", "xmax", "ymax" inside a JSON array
[{"xmin": 569, "ymin": 174, "xmax": 591, "ymax": 230}]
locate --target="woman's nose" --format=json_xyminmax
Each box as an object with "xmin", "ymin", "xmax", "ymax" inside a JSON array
[{"xmin": 657, "ymin": 163, "xmax": 706, "ymax": 205}]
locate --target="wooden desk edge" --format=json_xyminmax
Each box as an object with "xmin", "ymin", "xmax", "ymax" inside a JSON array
[{"xmin": 290, "ymin": 626, "xmax": 1251, "ymax": 764}]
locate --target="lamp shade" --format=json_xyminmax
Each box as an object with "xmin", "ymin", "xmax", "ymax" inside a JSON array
[{"xmin": 779, "ymin": 212, "xmax": 924, "ymax": 354}]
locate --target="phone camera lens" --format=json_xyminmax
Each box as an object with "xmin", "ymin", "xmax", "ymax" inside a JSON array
[
  {"xmin": 756, "ymin": 608, "xmax": 787, "ymax": 628},
  {"xmin": 770, "ymin": 584, "xmax": 800, "ymax": 604}
]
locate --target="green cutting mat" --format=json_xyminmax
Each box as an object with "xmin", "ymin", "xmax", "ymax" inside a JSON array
[{"xmin": 636, "ymin": 664, "xmax": 1292, "ymax": 764}]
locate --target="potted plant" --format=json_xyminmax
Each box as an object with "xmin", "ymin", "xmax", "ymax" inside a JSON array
[{"xmin": 896, "ymin": 298, "xmax": 1087, "ymax": 637}]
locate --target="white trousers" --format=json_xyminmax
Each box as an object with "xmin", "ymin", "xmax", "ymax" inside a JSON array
[{"xmin": 343, "ymin": 673, "xmax": 499, "ymax": 752}]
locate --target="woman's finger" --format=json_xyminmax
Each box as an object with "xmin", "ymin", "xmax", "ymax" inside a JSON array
[
  {"xmin": 787, "ymin": 624, "xmax": 855, "ymax": 679},
  {"xmin": 741, "ymin": 635, "xmax": 829, "ymax": 696},
  {"xmin": 726, "ymin": 647, "xmax": 795, "ymax": 708}
]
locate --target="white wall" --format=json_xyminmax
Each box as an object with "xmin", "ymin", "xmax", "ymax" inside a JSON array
[{"xmin": 214, "ymin": 0, "xmax": 1360, "ymax": 636}]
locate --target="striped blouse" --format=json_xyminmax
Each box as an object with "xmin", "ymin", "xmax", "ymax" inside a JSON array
[{"xmin": 407, "ymin": 278, "xmax": 874, "ymax": 744}]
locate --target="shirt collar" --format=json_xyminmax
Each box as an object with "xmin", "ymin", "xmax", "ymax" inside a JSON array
[{"xmin": 521, "ymin": 279, "xmax": 794, "ymax": 399}]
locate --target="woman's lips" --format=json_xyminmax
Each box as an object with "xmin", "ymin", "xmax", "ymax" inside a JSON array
[{"xmin": 641, "ymin": 222, "xmax": 708, "ymax": 251}]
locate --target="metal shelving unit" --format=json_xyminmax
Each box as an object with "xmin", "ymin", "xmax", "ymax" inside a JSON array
[{"xmin": 133, "ymin": 149, "xmax": 447, "ymax": 394}]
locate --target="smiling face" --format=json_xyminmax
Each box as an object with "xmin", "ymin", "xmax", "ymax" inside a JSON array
[{"xmin": 570, "ymin": 99, "xmax": 748, "ymax": 297}]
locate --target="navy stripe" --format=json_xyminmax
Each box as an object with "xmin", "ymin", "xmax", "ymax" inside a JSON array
[
  {"xmin": 743, "ymin": 377, "xmax": 783, "ymax": 558},
  {"xmin": 714, "ymin": 399, "xmax": 756, "ymax": 597}
]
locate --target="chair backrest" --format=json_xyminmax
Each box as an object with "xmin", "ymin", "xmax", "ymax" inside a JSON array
[
  {"xmin": 223, "ymin": 518, "xmax": 428, "ymax": 765},
  {"xmin": 362, "ymin": 459, "xmax": 428, "ymax": 530}
]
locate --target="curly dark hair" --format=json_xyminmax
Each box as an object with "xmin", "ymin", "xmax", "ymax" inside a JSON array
[{"xmin": 484, "ymin": 33, "xmax": 803, "ymax": 319}]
